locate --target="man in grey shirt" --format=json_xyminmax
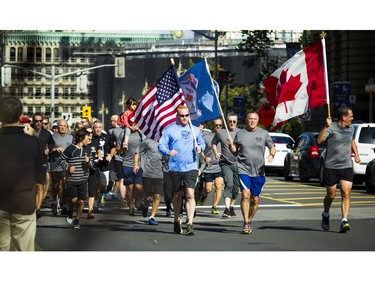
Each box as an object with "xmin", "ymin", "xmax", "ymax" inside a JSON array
[
  {"xmin": 317, "ymin": 107, "xmax": 360, "ymax": 233},
  {"xmin": 229, "ymin": 112, "xmax": 275, "ymax": 234},
  {"xmin": 211, "ymin": 112, "xmax": 241, "ymax": 218},
  {"xmin": 134, "ymin": 138, "xmax": 163, "ymax": 225},
  {"xmin": 120, "ymin": 123, "xmax": 145, "ymax": 216}
]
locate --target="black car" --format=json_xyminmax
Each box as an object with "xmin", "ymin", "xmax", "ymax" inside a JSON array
[
  {"xmin": 365, "ymin": 158, "xmax": 375, "ymax": 193},
  {"xmin": 284, "ymin": 132, "xmax": 325, "ymax": 182}
]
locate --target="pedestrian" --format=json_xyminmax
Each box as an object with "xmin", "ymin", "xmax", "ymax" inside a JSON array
[
  {"xmin": 61, "ymin": 128, "xmax": 93, "ymax": 229},
  {"xmin": 197, "ymin": 119, "xmax": 224, "ymax": 215},
  {"xmin": 120, "ymin": 118, "xmax": 145, "ymax": 216},
  {"xmin": 229, "ymin": 112, "xmax": 276, "ymax": 234},
  {"xmin": 108, "ymin": 114, "xmax": 126, "ymax": 200},
  {"xmin": 317, "ymin": 106, "xmax": 361, "ymax": 233},
  {"xmin": 211, "ymin": 112, "xmax": 241, "ymax": 218},
  {"xmin": 87, "ymin": 121, "xmax": 115, "ymax": 217},
  {"xmin": 0, "ymin": 97, "xmax": 44, "ymax": 250},
  {"xmin": 134, "ymin": 137, "xmax": 163, "ymax": 225},
  {"xmin": 158, "ymin": 105, "xmax": 205, "ymax": 235},
  {"xmin": 31, "ymin": 112, "xmax": 55, "ymax": 219},
  {"xmin": 49, "ymin": 118, "xmax": 73, "ymax": 216}
]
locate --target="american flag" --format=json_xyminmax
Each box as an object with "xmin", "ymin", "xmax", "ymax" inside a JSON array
[{"xmin": 133, "ymin": 65, "xmax": 186, "ymax": 141}]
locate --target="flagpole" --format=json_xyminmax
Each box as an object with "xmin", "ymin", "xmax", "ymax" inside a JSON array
[
  {"xmin": 172, "ymin": 57, "xmax": 198, "ymax": 148},
  {"xmin": 321, "ymin": 33, "xmax": 331, "ymax": 118},
  {"xmin": 203, "ymin": 58, "xmax": 231, "ymax": 139}
]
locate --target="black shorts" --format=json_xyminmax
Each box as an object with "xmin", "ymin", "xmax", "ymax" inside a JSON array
[
  {"xmin": 324, "ymin": 168, "xmax": 353, "ymax": 186},
  {"xmin": 111, "ymin": 160, "xmax": 124, "ymax": 181},
  {"xmin": 66, "ymin": 182, "xmax": 88, "ymax": 200},
  {"xmin": 169, "ymin": 170, "xmax": 199, "ymax": 193},
  {"xmin": 142, "ymin": 177, "xmax": 163, "ymax": 197},
  {"xmin": 203, "ymin": 171, "xmax": 223, "ymax": 183}
]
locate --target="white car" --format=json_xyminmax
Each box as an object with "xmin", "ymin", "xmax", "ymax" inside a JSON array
[{"xmin": 265, "ymin": 132, "xmax": 295, "ymax": 176}]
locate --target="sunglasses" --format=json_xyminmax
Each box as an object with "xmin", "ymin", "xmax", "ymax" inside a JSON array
[
  {"xmin": 178, "ymin": 114, "xmax": 190, "ymax": 118},
  {"xmin": 228, "ymin": 120, "xmax": 237, "ymax": 124},
  {"xmin": 33, "ymin": 120, "xmax": 43, "ymax": 123},
  {"xmin": 214, "ymin": 124, "xmax": 223, "ymax": 127},
  {"xmin": 42, "ymin": 122, "xmax": 48, "ymax": 125}
]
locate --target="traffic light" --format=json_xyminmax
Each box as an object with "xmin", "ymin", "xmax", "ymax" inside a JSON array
[
  {"xmin": 1, "ymin": 66, "xmax": 12, "ymax": 87},
  {"xmin": 115, "ymin": 57, "xmax": 125, "ymax": 78},
  {"xmin": 82, "ymin": 106, "xmax": 91, "ymax": 120}
]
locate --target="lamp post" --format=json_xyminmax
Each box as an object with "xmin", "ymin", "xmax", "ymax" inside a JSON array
[{"xmin": 365, "ymin": 78, "xmax": 375, "ymax": 123}]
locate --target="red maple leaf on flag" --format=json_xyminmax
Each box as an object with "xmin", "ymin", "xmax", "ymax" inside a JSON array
[{"xmin": 276, "ymin": 69, "xmax": 302, "ymax": 113}]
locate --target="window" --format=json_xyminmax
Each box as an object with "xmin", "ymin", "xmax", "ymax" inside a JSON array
[
  {"xmin": 36, "ymin": 47, "xmax": 42, "ymax": 62},
  {"xmin": 17, "ymin": 47, "xmax": 23, "ymax": 62},
  {"xmin": 46, "ymin": 48, "xmax": 52, "ymax": 62},
  {"xmin": 27, "ymin": 47, "xmax": 34, "ymax": 62},
  {"xmin": 53, "ymin": 48, "xmax": 59, "ymax": 62},
  {"xmin": 10, "ymin": 47, "xmax": 16, "ymax": 62}
]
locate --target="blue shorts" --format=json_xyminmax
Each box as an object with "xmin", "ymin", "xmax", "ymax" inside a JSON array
[
  {"xmin": 122, "ymin": 166, "xmax": 143, "ymax": 185},
  {"xmin": 239, "ymin": 175, "xmax": 266, "ymax": 197}
]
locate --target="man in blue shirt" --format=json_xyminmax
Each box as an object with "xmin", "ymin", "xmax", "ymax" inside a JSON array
[{"xmin": 158, "ymin": 105, "xmax": 205, "ymax": 235}]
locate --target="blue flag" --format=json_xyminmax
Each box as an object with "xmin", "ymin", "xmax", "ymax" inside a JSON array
[{"xmin": 178, "ymin": 58, "xmax": 222, "ymax": 126}]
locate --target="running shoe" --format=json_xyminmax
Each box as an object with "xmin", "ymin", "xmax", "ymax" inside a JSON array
[
  {"xmin": 100, "ymin": 194, "xmax": 105, "ymax": 206},
  {"xmin": 148, "ymin": 218, "xmax": 159, "ymax": 225},
  {"xmin": 66, "ymin": 211, "xmax": 73, "ymax": 224},
  {"xmin": 142, "ymin": 205, "xmax": 149, "ymax": 218},
  {"xmin": 73, "ymin": 219, "xmax": 80, "ymax": 229},
  {"xmin": 123, "ymin": 144, "xmax": 128, "ymax": 151},
  {"xmin": 229, "ymin": 206, "xmax": 236, "ymax": 217},
  {"xmin": 174, "ymin": 219, "xmax": 182, "ymax": 234},
  {"xmin": 166, "ymin": 208, "xmax": 172, "ymax": 217},
  {"xmin": 112, "ymin": 193, "xmax": 119, "ymax": 200},
  {"xmin": 197, "ymin": 195, "xmax": 207, "ymax": 206},
  {"xmin": 242, "ymin": 222, "xmax": 253, "ymax": 234},
  {"xmin": 129, "ymin": 208, "xmax": 135, "ymax": 216},
  {"xmin": 339, "ymin": 220, "xmax": 351, "ymax": 233},
  {"xmin": 222, "ymin": 208, "xmax": 231, "ymax": 218},
  {"xmin": 321, "ymin": 212, "xmax": 330, "ymax": 231},
  {"xmin": 211, "ymin": 207, "xmax": 220, "ymax": 215},
  {"xmin": 186, "ymin": 224, "xmax": 196, "ymax": 235},
  {"xmin": 51, "ymin": 202, "xmax": 58, "ymax": 216},
  {"xmin": 87, "ymin": 209, "xmax": 95, "ymax": 219},
  {"xmin": 60, "ymin": 205, "xmax": 68, "ymax": 216}
]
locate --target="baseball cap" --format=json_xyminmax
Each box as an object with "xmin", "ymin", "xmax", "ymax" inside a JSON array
[{"xmin": 20, "ymin": 116, "xmax": 31, "ymax": 123}]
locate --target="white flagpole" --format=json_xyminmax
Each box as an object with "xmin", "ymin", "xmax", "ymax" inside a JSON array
[{"xmin": 321, "ymin": 34, "xmax": 331, "ymax": 118}]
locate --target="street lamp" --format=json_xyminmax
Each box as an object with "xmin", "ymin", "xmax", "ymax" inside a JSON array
[{"xmin": 365, "ymin": 78, "xmax": 375, "ymax": 123}]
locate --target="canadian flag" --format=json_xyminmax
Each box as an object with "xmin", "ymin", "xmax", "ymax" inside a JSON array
[{"xmin": 264, "ymin": 39, "xmax": 327, "ymax": 126}]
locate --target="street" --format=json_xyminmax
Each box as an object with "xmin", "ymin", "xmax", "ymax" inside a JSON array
[
  {"xmin": 33, "ymin": 177, "xmax": 375, "ymax": 251},
  {"xmin": 3, "ymin": 176, "xmax": 374, "ymax": 281}
]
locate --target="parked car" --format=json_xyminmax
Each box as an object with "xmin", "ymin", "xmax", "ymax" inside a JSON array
[
  {"xmin": 365, "ymin": 158, "xmax": 375, "ymax": 193},
  {"xmin": 264, "ymin": 132, "xmax": 295, "ymax": 176},
  {"xmin": 319, "ymin": 123, "xmax": 375, "ymax": 187},
  {"xmin": 284, "ymin": 132, "xmax": 325, "ymax": 182}
]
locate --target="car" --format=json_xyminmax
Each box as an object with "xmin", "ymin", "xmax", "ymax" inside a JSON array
[
  {"xmin": 284, "ymin": 132, "xmax": 325, "ymax": 182},
  {"xmin": 365, "ymin": 158, "xmax": 375, "ymax": 193},
  {"xmin": 264, "ymin": 132, "xmax": 295, "ymax": 176},
  {"xmin": 319, "ymin": 123, "xmax": 375, "ymax": 187}
]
